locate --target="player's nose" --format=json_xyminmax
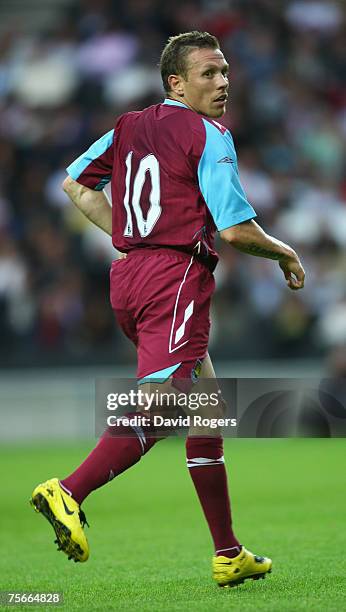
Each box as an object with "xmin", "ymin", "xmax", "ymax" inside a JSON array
[{"xmin": 216, "ymin": 72, "xmax": 229, "ymax": 89}]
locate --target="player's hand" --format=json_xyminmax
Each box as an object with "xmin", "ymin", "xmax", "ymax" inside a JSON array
[{"xmin": 279, "ymin": 255, "xmax": 305, "ymax": 290}]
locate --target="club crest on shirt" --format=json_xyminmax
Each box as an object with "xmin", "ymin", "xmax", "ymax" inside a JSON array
[{"xmin": 191, "ymin": 358, "xmax": 203, "ymax": 383}]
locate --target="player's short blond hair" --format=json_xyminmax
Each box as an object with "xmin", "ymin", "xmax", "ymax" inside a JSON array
[{"xmin": 160, "ymin": 31, "xmax": 220, "ymax": 93}]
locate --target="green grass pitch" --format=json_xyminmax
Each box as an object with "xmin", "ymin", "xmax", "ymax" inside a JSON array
[{"xmin": 0, "ymin": 439, "xmax": 345, "ymax": 611}]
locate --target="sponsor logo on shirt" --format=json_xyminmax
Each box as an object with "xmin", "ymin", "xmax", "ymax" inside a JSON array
[{"xmin": 217, "ymin": 156, "xmax": 233, "ymax": 164}]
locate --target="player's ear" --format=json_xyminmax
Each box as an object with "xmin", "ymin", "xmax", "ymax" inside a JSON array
[{"xmin": 168, "ymin": 74, "xmax": 185, "ymax": 96}]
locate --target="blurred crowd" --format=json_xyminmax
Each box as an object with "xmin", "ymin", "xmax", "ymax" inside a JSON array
[{"xmin": 0, "ymin": 0, "xmax": 345, "ymax": 368}]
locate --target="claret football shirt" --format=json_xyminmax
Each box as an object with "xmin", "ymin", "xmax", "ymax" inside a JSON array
[{"xmin": 67, "ymin": 98, "xmax": 256, "ymax": 270}]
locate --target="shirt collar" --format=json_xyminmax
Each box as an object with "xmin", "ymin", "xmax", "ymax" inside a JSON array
[{"xmin": 163, "ymin": 98, "xmax": 189, "ymax": 109}]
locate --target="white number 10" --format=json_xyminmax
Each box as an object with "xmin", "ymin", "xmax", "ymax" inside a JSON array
[{"xmin": 123, "ymin": 151, "xmax": 161, "ymax": 237}]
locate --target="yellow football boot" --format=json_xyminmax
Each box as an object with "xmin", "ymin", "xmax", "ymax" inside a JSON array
[
  {"xmin": 30, "ymin": 478, "xmax": 89, "ymax": 562},
  {"xmin": 213, "ymin": 547, "xmax": 272, "ymax": 587}
]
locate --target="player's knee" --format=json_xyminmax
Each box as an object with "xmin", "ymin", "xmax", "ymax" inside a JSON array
[
  {"xmin": 187, "ymin": 393, "xmax": 228, "ymax": 437},
  {"xmin": 137, "ymin": 381, "xmax": 178, "ymax": 418}
]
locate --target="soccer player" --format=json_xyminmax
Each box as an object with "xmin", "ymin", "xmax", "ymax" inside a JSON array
[{"xmin": 31, "ymin": 31, "xmax": 305, "ymax": 588}]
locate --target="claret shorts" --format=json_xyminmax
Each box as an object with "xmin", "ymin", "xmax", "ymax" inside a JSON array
[{"xmin": 110, "ymin": 248, "xmax": 215, "ymax": 387}]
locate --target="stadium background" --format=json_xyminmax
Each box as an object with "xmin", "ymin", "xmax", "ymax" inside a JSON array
[
  {"xmin": 0, "ymin": 0, "xmax": 345, "ymax": 372},
  {"xmin": 0, "ymin": 2, "xmax": 345, "ymax": 610}
]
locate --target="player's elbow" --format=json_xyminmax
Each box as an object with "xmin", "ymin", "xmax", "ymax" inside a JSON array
[
  {"xmin": 62, "ymin": 175, "xmax": 76, "ymax": 194},
  {"xmin": 220, "ymin": 225, "xmax": 242, "ymax": 245},
  {"xmin": 220, "ymin": 220, "xmax": 254, "ymax": 245},
  {"xmin": 220, "ymin": 227, "xmax": 234, "ymax": 244}
]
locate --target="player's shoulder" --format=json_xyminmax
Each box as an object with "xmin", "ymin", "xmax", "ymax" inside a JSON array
[
  {"xmin": 117, "ymin": 103, "xmax": 167, "ymax": 123},
  {"xmin": 114, "ymin": 109, "xmax": 143, "ymax": 129},
  {"xmin": 114, "ymin": 104, "xmax": 172, "ymax": 134},
  {"xmin": 200, "ymin": 116, "xmax": 228, "ymax": 137},
  {"xmin": 155, "ymin": 102, "xmax": 223, "ymax": 152},
  {"xmin": 199, "ymin": 116, "xmax": 236, "ymax": 160},
  {"xmin": 158, "ymin": 102, "xmax": 208, "ymax": 137},
  {"xmin": 132, "ymin": 101, "xmax": 207, "ymax": 155}
]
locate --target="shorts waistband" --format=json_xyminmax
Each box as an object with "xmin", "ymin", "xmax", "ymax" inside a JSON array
[
  {"xmin": 127, "ymin": 246, "xmax": 192, "ymax": 261},
  {"xmin": 126, "ymin": 246, "xmax": 216, "ymax": 272}
]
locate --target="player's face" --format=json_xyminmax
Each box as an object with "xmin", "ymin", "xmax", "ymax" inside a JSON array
[{"xmin": 175, "ymin": 48, "xmax": 229, "ymax": 118}]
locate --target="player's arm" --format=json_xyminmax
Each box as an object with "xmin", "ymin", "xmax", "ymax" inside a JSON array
[
  {"xmin": 197, "ymin": 121, "xmax": 305, "ymax": 291},
  {"xmin": 220, "ymin": 219, "xmax": 305, "ymax": 291},
  {"xmin": 63, "ymin": 176, "xmax": 112, "ymax": 236},
  {"xmin": 63, "ymin": 128, "xmax": 115, "ymax": 236}
]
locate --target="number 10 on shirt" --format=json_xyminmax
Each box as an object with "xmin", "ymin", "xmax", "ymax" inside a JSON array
[{"xmin": 123, "ymin": 152, "xmax": 162, "ymax": 238}]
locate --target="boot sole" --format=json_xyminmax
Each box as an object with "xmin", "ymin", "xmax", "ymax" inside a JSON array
[
  {"xmin": 218, "ymin": 568, "xmax": 272, "ymax": 588},
  {"xmin": 30, "ymin": 493, "xmax": 85, "ymax": 562}
]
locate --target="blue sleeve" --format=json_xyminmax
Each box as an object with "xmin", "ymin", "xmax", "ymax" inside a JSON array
[
  {"xmin": 66, "ymin": 129, "xmax": 114, "ymax": 191},
  {"xmin": 197, "ymin": 120, "xmax": 256, "ymax": 231}
]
